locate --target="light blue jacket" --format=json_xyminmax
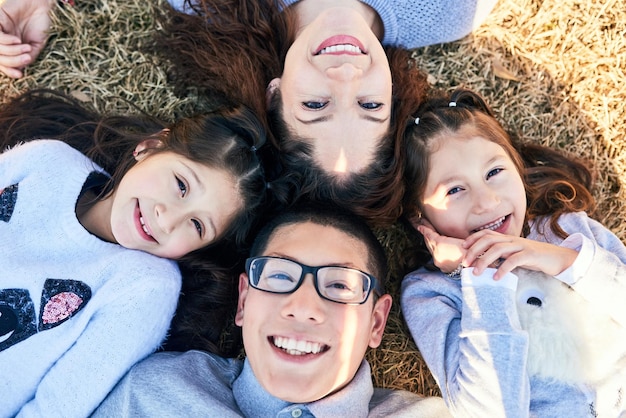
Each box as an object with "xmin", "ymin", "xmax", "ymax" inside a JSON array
[
  {"xmin": 401, "ymin": 212, "xmax": 626, "ymax": 417},
  {"xmin": 168, "ymin": 0, "xmax": 498, "ymax": 48}
]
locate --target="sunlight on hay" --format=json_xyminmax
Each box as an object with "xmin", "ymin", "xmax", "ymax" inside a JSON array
[
  {"xmin": 0, "ymin": 0, "xmax": 200, "ymax": 119},
  {"xmin": 0, "ymin": 0, "xmax": 623, "ymax": 399},
  {"xmin": 410, "ymin": 0, "xmax": 625, "ymax": 240}
]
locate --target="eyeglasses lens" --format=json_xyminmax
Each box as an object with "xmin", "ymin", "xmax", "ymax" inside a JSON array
[
  {"xmin": 250, "ymin": 257, "xmax": 371, "ymax": 304},
  {"xmin": 317, "ymin": 267, "xmax": 369, "ymax": 303}
]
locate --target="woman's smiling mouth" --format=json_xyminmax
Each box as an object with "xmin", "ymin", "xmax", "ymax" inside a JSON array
[{"xmin": 315, "ymin": 35, "xmax": 366, "ymax": 55}]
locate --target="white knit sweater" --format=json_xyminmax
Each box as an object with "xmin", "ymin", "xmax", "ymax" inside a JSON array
[{"xmin": 0, "ymin": 140, "xmax": 181, "ymax": 418}]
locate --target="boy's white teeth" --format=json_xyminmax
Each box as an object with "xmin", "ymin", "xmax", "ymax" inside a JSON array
[
  {"xmin": 273, "ymin": 336, "xmax": 324, "ymax": 355},
  {"xmin": 476, "ymin": 216, "xmax": 506, "ymax": 232},
  {"xmin": 319, "ymin": 44, "xmax": 362, "ymax": 54},
  {"xmin": 139, "ymin": 216, "xmax": 151, "ymax": 237}
]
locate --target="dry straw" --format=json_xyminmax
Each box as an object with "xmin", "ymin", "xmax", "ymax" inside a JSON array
[{"xmin": 1, "ymin": 0, "xmax": 624, "ymax": 397}]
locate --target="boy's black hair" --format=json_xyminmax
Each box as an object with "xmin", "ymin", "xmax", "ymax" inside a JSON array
[{"xmin": 250, "ymin": 201, "xmax": 388, "ymax": 286}]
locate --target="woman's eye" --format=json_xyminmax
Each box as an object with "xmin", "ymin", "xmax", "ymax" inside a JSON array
[
  {"xmin": 302, "ymin": 101, "xmax": 328, "ymax": 110},
  {"xmin": 176, "ymin": 177, "xmax": 187, "ymax": 197},
  {"xmin": 191, "ymin": 219, "xmax": 203, "ymax": 237},
  {"xmin": 359, "ymin": 101, "xmax": 383, "ymax": 110},
  {"xmin": 487, "ymin": 168, "xmax": 503, "ymax": 179}
]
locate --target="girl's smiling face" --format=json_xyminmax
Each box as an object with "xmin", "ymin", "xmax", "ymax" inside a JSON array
[
  {"xmin": 90, "ymin": 149, "xmax": 242, "ymax": 259},
  {"xmin": 421, "ymin": 135, "xmax": 527, "ymax": 239}
]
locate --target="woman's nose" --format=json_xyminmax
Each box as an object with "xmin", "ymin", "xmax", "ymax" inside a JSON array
[{"xmin": 326, "ymin": 62, "xmax": 363, "ymax": 82}]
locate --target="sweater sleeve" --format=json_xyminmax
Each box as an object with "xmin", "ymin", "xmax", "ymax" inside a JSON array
[
  {"xmin": 401, "ymin": 268, "xmax": 530, "ymax": 417},
  {"xmin": 553, "ymin": 213, "xmax": 626, "ymax": 327},
  {"xmin": 16, "ymin": 258, "xmax": 181, "ymax": 418}
]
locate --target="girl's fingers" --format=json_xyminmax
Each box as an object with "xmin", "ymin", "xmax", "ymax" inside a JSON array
[
  {"xmin": 418, "ymin": 224, "xmax": 437, "ymax": 240},
  {"xmin": 464, "ymin": 239, "xmax": 517, "ymax": 273}
]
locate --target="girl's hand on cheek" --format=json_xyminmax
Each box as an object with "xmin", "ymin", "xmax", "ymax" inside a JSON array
[
  {"xmin": 462, "ymin": 230, "xmax": 578, "ymax": 280},
  {"xmin": 417, "ymin": 220, "xmax": 466, "ymax": 275}
]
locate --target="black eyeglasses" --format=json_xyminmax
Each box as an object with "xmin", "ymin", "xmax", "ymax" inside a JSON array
[{"xmin": 245, "ymin": 256, "xmax": 384, "ymax": 305}]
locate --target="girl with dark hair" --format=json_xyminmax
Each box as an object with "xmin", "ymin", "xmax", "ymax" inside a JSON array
[
  {"xmin": 400, "ymin": 88, "xmax": 626, "ymax": 416},
  {"xmin": 0, "ymin": 89, "xmax": 270, "ymax": 417}
]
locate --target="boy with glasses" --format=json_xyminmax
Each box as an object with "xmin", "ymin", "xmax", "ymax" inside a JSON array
[{"xmin": 94, "ymin": 203, "xmax": 449, "ymax": 417}]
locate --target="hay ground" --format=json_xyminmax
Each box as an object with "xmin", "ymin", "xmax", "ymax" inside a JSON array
[{"xmin": 1, "ymin": 0, "xmax": 624, "ymax": 398}]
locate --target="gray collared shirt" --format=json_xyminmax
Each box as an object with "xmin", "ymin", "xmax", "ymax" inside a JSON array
[{"xmin": 93, "ymin": 350, "xmax": 450, "ymax": 417}]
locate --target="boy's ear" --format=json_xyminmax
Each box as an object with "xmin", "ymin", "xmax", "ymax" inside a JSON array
[
  {"xmin": 368, "ymin": 294, "xmax": 392, "ymax": 348},
  {"xmin": 133, "ymin": 138, "xmax": 164, "ymax": 161},
  {"xmin": 266, "ymin": 77, "xmax": 281, "ymax": 107},
  {"xmin": 234, "ymin": 273, "xmax": 250, "ymax": 327}
]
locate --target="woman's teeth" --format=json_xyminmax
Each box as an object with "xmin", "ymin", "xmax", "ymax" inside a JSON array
[{"xmin": 318, "ymin": 44, "xmax": 362, "ymax": 55}]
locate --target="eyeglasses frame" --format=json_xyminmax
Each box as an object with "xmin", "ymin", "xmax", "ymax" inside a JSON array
[{"xmin": 244, "ymin": 256, "xmax": 384, "ymax": 305}]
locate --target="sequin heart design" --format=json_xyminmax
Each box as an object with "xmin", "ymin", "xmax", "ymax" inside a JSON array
[
  {"xmin": 39, "ymin": 279, "xmax": 91, "ymax": 331},
  {"xmin": 42, "ymin": 293, "xmax": 84, "ymax": 325}
]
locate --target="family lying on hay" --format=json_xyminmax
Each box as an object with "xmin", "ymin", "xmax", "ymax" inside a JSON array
[{"xmin": 1, "ymin": 0, "xmax": 625, "ymax": 417}]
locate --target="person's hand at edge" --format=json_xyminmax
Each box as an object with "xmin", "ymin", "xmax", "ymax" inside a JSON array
[{"xmin": 0, "ymin": 0, "xmax": 55, "ymax": 78}]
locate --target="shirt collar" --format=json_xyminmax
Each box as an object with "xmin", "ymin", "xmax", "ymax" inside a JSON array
[{"xmin": 233, "ymin": 358, "xmax": 374, "ymax": 418}]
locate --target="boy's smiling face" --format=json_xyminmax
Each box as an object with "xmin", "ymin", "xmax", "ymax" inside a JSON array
[{"xmin": 235, "ymin": 221, "xmax": 391, "ymax": 403}]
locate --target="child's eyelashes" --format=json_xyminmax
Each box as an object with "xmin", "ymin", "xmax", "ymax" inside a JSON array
[
  {"xmin": 175, "ymin": 175, "xmax": 205, "ymax": 238},
  {"xmin": 487, "ymin": 167, "xmax": 504, "ymax": 179},
  {"xmin": 191, "ymin": 219, "xmax": 203, "ymax": 237},
  {"xmin": 446, "ymin": 186, "xmax": 463, "ymax": 196},
  {"xmin": 176, "ymin": 176, "xmax": 188, "ymax": 197}
]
